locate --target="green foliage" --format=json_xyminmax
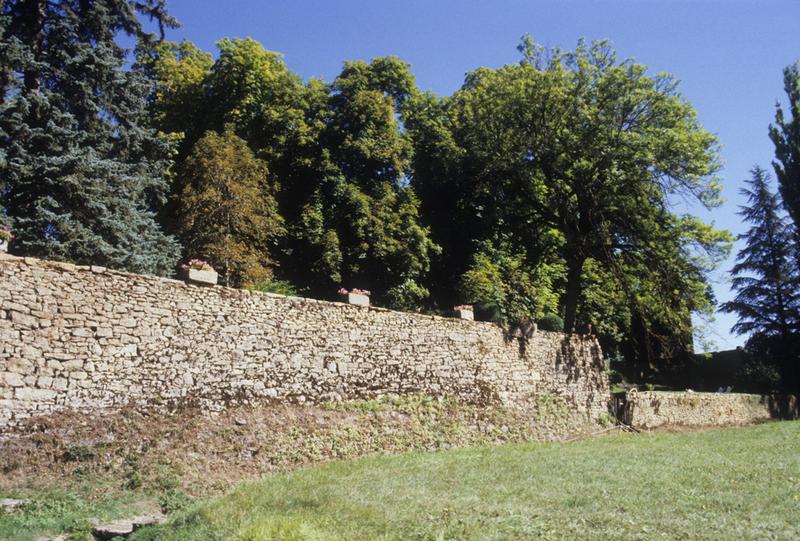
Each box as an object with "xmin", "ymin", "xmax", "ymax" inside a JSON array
[
  {"xmin": 538, "ymin": 313, "xmax": 564, "ymax": 332},
  {"xmin": 412, "ymin": 36, "xmax": 729, "ymax": 365},
  {"xmin": 158, "ymin": 490, "xmax": 193, "ymax": 515},
  {"xmin": 177, "ymin": 129, "xmax": 284, "ymax": 287},
  {"xmin": 721, "ymin": 167, "xmax": 799, "ymax": 337},
  {"xmin": 279, "ymin": 56, "xmax": 439, "ymax": 303},
  {"xmin": 721, "ymin": 166, "xmax": 799, "ymax": 391},
  {"xmin": 460, "ymin": 238, "xmax": 561, "ymax": 323},
  {"xmin": 250, "ymin": 277, "xmax": 300, "ymax": 297},
  {"xmin": 0, "ymin": 0, "xmax": 181, "ymax": 275},
  {"xmin": 770, "ymin": 61, "xmax": 800, "ymax": 237}
]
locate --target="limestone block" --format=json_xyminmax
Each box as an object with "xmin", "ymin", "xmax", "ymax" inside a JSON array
[
  {"xmin": 15, "ymin": 387, "xmax": 57, "ymax": 401},
  {"xmin": 9, "ymin": 311, "xmax": 38, "ymax": 328},
  {"xmin": 3, "ymin": 372, "xmax": 24, "ymax": 387}
]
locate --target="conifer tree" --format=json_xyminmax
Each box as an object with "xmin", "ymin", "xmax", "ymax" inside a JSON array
[
  {"xmin": 770, "ymin": 62, "xmax": 800, "ymax": 236},
  {"xmin": 721, "ymin": 166, "xmax": 800, "ymax": 388},
  {"xmin": 0, "ymin": 0, "xmax": 181, "ymax": 275}
]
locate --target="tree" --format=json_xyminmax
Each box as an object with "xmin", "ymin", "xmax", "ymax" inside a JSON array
[
  {"xmin": 770, "ymin": 62, "xmax": 800, "ymax": 237},
  {"xmin": 142, "ymin": 41, "xmax": 439, "ymax": 306},
  {"xmin": 409, "ymin": 37, "xmax": 730, "ymax": 366},
  {"xmin": 0, "ymin": 0, "xmax": 181, "ymax": 275},
  {"xmin": 721, "ymin": 166, "xmax": 800, "ymax": 389},
  {"xmin": 177, "ymin": 130, "xmax": 284, "ymax": 287}
]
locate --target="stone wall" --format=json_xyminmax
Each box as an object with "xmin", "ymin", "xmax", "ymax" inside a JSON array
[
  {"xmin": 0, "ymin": 254, "xmax": 610, "ymax": 430},
  {"xmin": 623, "ymin": 390, "xmax": 799, "ymax": 429}
]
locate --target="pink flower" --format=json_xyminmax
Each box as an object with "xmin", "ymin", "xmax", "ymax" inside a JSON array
[
  {"xmin": 181, "ymin": 259, "xmax": 214, "ymax": 272},
  {"xmin": 0, "ymin": 225, "xmax": 13, "ymax": 242},
  {"xmin": 338, "ymin": 287, "xmax": 349, "ymax": 295}
]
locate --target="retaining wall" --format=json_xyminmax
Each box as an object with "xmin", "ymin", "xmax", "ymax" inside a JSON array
[
  {"xmin": 0, "ymin": 254, "xmax": 610, "ymax": 430},
  {"xmin": 623, "ymin": 390, "xmax": 799, "ymax": 429}
]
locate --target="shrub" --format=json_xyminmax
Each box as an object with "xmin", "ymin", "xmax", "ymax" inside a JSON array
[
  {"xmin": 250, "ymin": 278, "xmax": 299, "ymax": 296},
  {"xmin": 538, "ymin": 313, "xmax": 564, "ymax": 332}
]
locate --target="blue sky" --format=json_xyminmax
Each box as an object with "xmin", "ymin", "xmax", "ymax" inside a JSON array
[{"xmin": 159, "ymin": 0, "xmax": 800, "ymax": 351}]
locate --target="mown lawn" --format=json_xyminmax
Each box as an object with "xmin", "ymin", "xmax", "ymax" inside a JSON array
[
  {"xmin": 132, "ymin": 421, "xmax": 799, "ymax": 540},
  {"xmin": 2, "ymin": 421, "xmax": 798, "ymax": 540}
]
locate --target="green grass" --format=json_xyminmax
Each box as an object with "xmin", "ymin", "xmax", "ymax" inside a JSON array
[
  {"xmin": 126, "ymin": 421, "xmax": 800, "ymax": 541},
  {"xmin": 3, "ymin": 422, "xmax": 798, "ymax": 540},
  {"xmin": 0, "ymin": 487, "xmax": 155, "ymax": 541}
]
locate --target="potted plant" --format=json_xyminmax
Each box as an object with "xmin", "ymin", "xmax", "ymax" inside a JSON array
[
  {"xmin": 0, "ymin": 225, "xmax": 12, "ymax": 253},
  {"xmin": 453, "ymin": 304, "xmax": 474, "ymax": 321},
  {"xmin": 181, "ymin": 259, "xmax": 218, "ymax": 286},
  {"xmin": 338, "ymin": 287, "xmax": 370, "ymax": 306}
]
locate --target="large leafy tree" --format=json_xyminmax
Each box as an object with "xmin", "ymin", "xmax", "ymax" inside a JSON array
[
  {"xmin": 177, "ymin": 129, "xmax": 284, "ymax": 287},
  {"xmin": 145, "ymin": 42, "xmax": 438, "ymax": 307},
  {"xmin": 410, "ymin": 37, "xmax": 729, "ymax": 364},
  {"xmin": 721, "ymin": 167, "xmax": 799, "ymax": 389},
  {"xmin": 0, "ymin": 0, "xmax": 181, "ymax": 274},
  {"xmin": 770, "ymin": 61, "xmax": 800, "ymax": 238}
]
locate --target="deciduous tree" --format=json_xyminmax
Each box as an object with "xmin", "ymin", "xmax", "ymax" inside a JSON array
[
  {"xmin": 410, "ymin": 37, "xmax": 730, "ymax": 365},
  {"xmin": 177, "ymin": 129, "xmax": 284, "ymax": 287}
]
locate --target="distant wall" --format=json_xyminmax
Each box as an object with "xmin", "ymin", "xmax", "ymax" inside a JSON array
[
  {"xmin": 0, "ymin": 254, "xmax": 610, "ymax": 430},
  {"xmin": 623, "ymin": 390, "xmax": 799, "ymax": 429}
]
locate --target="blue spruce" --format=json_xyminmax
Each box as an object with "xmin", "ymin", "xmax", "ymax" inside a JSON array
[{"xmin": 0, "ymin": 0, "xmax": 181, "ymax": 275}]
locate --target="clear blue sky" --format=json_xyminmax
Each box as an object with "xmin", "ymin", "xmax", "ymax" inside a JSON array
[{"xmin": 160, "ymin": 0, "xmax": 800, "ymax": 352}]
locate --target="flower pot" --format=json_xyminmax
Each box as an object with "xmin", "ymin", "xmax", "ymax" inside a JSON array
[
  {"xmin": 454, "ymin": 308, "xmax": 474, "ymax": 321},
  {"xmin": 184, "ymin": 268, "xmax": 218, "ymax": 286},
  {"xmin": 343, "ymin": 292, "xmax": 370, "ymax": 306},
  {"xmin": 0, "ymin": 239, "xmax": 7, "ymax": 253}
]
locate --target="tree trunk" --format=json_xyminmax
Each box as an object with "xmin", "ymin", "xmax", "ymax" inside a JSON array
[
  {"xmin": 22, "ymin": 0, "xmax": 46, "ymax": 95},
  {"xmin": 563, "ymin": 252, "xmax": 585, "ymax": 334}
]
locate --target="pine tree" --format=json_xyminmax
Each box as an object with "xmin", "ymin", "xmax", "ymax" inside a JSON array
[
  {"xmin": 0, "ymin": 0, "xmax": 181, "ymax": 275},
  {"xmin": 770, "ymin": 62, "xmax": 800, "ymax": 237},
  {"xmin": 721, "ymin": 166, "xmax": 800, "ymax": 388}
]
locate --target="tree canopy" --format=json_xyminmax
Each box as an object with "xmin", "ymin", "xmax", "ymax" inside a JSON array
[
  {"xmin": 721, "ymin": 166, "xmax": 800, "ymax": 390},
  {"xmin": 770, "ymin": 62, "xmax": 800, "ymax": 238},
  {"xmin": 408, "ymin": 37, "xmax": 731, "ymax": 365},
  {"xmin": 177, "ymin": 129, "xmax": 284, "ymax": 287},
  {"xmin": 0, "ymin": 0, "xmax": 180, "ymax": 275}
]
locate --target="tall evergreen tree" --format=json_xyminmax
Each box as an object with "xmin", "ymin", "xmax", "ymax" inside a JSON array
[
  {"xmin": 770, "ymin": 61, "xmax": 800, "ymax": 236},
  {"xmin": 721, "ymin": 166, "xmax": 800, "ymax": 389},
  {"xmin": 0, "ymin": 0, "xmax": 181, "ymax": 275}
]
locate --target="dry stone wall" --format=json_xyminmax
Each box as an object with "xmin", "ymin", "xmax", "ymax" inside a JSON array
[
  {"xmin": 0, "ymin": 254, "xmax": 610, "ymax": 431},
  {"xmin": 624, "ymin": 390, "xmax": 798, "ymax": 429}
]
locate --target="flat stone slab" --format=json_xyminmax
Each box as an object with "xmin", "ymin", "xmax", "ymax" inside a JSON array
[
  {"xmin": 92, "ymin": 514, "xmax": 165, "ymax": 539},
  {"xmin": 0, "ymin": 498, "xmax": 30, "ymax": 512}
]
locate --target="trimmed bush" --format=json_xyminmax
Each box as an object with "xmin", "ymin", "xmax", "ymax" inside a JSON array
[{"xmin": 538, "ymin": 313, "xmax": 564, "ymax": 332}]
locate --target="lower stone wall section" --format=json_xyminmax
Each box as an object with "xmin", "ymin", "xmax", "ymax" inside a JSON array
[
  {"xmin": 0, "ymin": 255, "xmax": 610, "ymax": 431},
  {"xmin": 624, "ymin": 390, "xmax": 799, "ymax": 429}
]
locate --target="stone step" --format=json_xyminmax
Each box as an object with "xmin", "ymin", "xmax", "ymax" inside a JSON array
[{"xmin": 91, "ymin": 513, "xmax": 165, "ymax": 540}]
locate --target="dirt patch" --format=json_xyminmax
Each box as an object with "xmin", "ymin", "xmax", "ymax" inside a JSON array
[{"xmin": 0, "ymin": 395, "xmax": 600, "ymax": 496}]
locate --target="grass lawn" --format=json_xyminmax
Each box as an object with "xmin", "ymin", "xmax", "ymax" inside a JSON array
[
  {"xmin": 131, "ymin": 421, "xmax": 799, "ymax": 540},
  {"xmin": 2, "ymin": 421, "xmax": 798, "ymax": 540}
]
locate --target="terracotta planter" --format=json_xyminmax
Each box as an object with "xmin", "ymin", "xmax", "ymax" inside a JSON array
[
  {"xmin": 184, "ymin": 268, "xmax": 218, "ymax": 286},
  {"xmin": 342, "ymin": 292, "xmax": 370, "ymax": 306},
  {"xmin": 454, "ymin": 308, "xmax": 474, "ymax": 321}
]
